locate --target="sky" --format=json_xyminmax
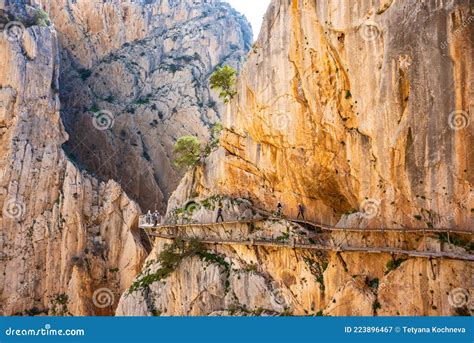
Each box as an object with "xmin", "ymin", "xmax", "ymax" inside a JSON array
[{"xmin": 225, "ymin": 0, "xmax": 272, "ymax": 39}]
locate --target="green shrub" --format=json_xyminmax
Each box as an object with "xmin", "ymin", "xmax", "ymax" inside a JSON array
[
  {"xmin": 276, "ymin": 232, "xmax": 290, "ymax": 242},
  {"xmin": 210, "ymin": 65, "xmax": 237, "ymax": 103},
  {"xmin": 303, "ymin": 257, "xmax": 328, "ymax": 291},
  {"xmin": 173, "ymin": 136, "xmax": 201, "ymax": 170},
  {"xmin": 35, "ymin": 8, "xmax": 50, "ymax": 27},
  {"xmin": 372, "ymin": 300, "xmax": 381, "ymax": 311},
  {"xmin": 367, "ymin": 277, "xmax": 379, "ymax": 290},
  {"xmin": 129, "ymin": 239, "xmax": 204, "ymax": 293},
  {"xmin": 197, "ymin": 251, "xmax": 229, "ymax": 272},
  {"xmin": 438, "ymin": 233, "xmax": 470, "ymax": 252},
  {"xmin": 204, "ymin": 122, "xmax": 223, "ymax": 156},
  {"xmin": 133, "ymin": 97, "xmax": 150, "ymax": 105},
  {"xmin": 89, "ymin": 105, "xmax": 100, "ymax": 113},
  {"xmin": 385, "ymin": 258, "xmax": 407, "ymax": 274},
  {"xmin": 78, "ymin": 68, "xmax": 92, "ymax": 81}
]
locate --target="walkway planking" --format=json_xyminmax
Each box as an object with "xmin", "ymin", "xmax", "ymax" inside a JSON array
[
  {"xmin": 140, "ymin": 216, "xmax": 472, "ymax": 234},
  {"xmin": 146, "ymin": 232, "xmax": 474, "ymax": 262},
  {"xmin": 139, "ymin": 214, "xmax": 472, "ymax": 262}
]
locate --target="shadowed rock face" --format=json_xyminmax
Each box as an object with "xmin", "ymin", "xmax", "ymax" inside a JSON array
[
  {"xmin": 45, "ymin": 0, "xmax": 252, "ymax": 213},
  {"xmin": 0, "ymin": 1, "xmax": 146, "ymax": 316},
  {"xmin": 117, "ymin": 0, "xmax": 473, "ymax": 317},
  {"xmin": 172, "ymin": 0, "xmax": 473, "ymax": 230}
]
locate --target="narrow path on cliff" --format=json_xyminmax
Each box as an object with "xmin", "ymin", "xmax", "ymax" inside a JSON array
[{"xmin": 138, "ymin": 215, "xmax": 473, "ymax": 262}]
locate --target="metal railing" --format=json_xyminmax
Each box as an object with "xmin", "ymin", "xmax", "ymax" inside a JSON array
[
  {"xmin": 138, "ymin": 214, "xmax": 472, "ymax": 233},
  {"xmin": 138, "ymin": 210, "xmax": 473, "ymax": 262}
]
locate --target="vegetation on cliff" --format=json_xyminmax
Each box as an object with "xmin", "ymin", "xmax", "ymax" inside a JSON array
[{"xmin": 210, "ymin": 65, "xmax": 238, "ymax": 103}]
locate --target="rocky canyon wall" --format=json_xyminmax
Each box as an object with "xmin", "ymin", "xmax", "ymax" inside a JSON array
[
  {"xmin": 172, "ymin": 0, "xmax": 473, "ymax": 229},
  {"xmin": 0, "ymin": 1, "xmax": 146, "ymax": 316},
  {"xmin": 46, "ymin": 0, "xmax": 252, "ymax": 212},
  {"xmin": 119, "ymin": 0, "xmax": 473, "ymax": 317},
  {"xmin": 118, "ymin": 198, "xmax": 472, "ymax": 316}
]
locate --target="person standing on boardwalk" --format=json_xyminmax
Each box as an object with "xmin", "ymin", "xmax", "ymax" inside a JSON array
[
  {"xmin": 297, "ymin": 203, "xmax": 305, "ymax": 221},
  {"xmin": 276, "ymin": 202, "xmax": 283, "ymax": 217},
  {"xmin": 153, "ymin": 210, "xmax": 160, "ymax": 226},
  {"xmin": 146, "ymin": 210, "xmax": 152, "ymax": 225},
  {"xmin": 216, "ymin": 203, "xmax": 224, "ymax": 223}
]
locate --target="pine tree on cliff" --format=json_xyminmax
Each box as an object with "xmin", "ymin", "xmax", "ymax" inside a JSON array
[
  {"xmin": 210, "ymin": 65, "xmax": 237, "ymax": 103},
  {"xmin": 173, "ymin": 136, "xmax": 201, "ymax": 170}
]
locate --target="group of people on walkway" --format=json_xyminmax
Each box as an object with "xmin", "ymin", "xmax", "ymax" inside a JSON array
[
  {"xmin": 143, "ymin": 202, "xmax": 306, "ymax": 226},
  {"xmin": 214, "ymin": 202, "xmax": 306, "ymax": 223},
  {"xmin": 276, "ymin": 202, "xmax": 305, "ymax": 220},
  {"xmin": 145, "ymin": 210, "xmax": 161, "ymax": 226}
]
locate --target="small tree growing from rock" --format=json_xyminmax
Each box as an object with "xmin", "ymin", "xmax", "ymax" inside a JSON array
[
  {"xmin": 204, "ymin": 122, "xmax": 223, "ymax": 156},
  {"xmin": 173, "ymin": 136, "xmax": 201, "ymax": 170},
  {"xmin": 210, "ymin": 65, "xmax": 237, "ymax": 103},
  {"xmin": 35, "ymin": 8, "xmax": 50, "ymax": 27}
]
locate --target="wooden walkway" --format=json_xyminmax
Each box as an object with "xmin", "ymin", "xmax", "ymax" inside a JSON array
[
  {"xmin": 140, "ymin": 216, "xmax": 472, "ymax": 234},
  {"xmin": 139, "ymin": 215, "xmax": 473, "ymax": 262},
  {"xmin": 146, "ymin": 232, "xmax": 474, "ymax": 262}
]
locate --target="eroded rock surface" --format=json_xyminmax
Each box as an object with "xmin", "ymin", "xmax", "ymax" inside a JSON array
[
  {"xmin": 117, "ymin": 219, "xmax": 472, "ymax": 316},
  {"xmin": 173, "ymin": 0, "xmax": 473, "ymax": 229},
  {"xmin": 119, "ymin": 0, "xmax": 473, "ymax": 316},
  {"xmin": 47, "ymin": 0, "xmax": 252, "ymax": 212},
  {"xmin": 0, "ymin": 2, "xmax": 146, "ymax": 316}
]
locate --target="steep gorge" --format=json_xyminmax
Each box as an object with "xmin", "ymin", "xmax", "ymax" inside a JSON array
[
  {"xmin": 0, "ymin": 1, "xmax": 146, "ymax": 316},
  {"xmin": 0, "ymin": 0, "xmax": 251, "ymax": 316},
  {"xmin": 1, "ymin": 0, "xmax": 472, "ymax": 317},
  {"xmin": 119, "ymin": 0, "xmax": 473, "ymax": 316},
  {"xmin": 47, "ymin": 0, "xmax": 252, "ymax": 212}
]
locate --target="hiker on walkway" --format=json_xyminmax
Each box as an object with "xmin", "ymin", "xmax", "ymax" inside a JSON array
[
  {"xmin": 276, "ymin": 202, "xmax": 283, "ymax": 217},
  {"xmin": 297, "ymin": 203, "xmax": 305, "ymax": 221},
  {"xmin": 153, "ymin": 210, "xmax": 160, "ymax": 226},
  {"xmin": 146, "ymin": 210, "xmax": 152, "ymax": 225},
  {"xmin": 216, "ymin": 203, "xmax": 224, "ymax": 223}
]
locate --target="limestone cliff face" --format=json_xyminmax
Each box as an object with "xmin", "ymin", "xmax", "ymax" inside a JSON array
[
  {"xmin": 45, "ymin": 0, "xmax": 252, "ymax": 212},
  {"xmin": 117, "ymin": 200, "xmax": 472, "ymax": 316},
  {"xmin": 119, "ymin": 0, "xmax": 473, "ymax": 317},
  {"xmin": 0, "ymin": 2, "xmax": 146, "ymax": 316},
  {"xmin": 175, "ymin": 0, "xmax": 473, "ymax": 229}
]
